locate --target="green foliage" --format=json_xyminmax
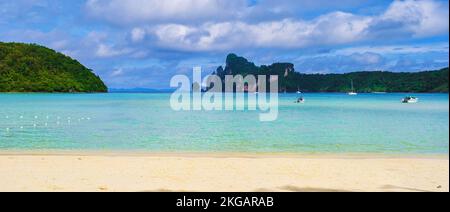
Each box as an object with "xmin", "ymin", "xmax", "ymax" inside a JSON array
[
  {"xmin": 0, "ymin": 42, "xmax": 107, "ymax": 93},
  {"xmin": 213, "ymin": 54, "xmax": 449, "ymax": 93}
]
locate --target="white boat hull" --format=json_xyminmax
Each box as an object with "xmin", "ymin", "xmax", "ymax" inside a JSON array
[{"xmin": 402, "ymin": 98, "xmax": 419, "ymax": 103}]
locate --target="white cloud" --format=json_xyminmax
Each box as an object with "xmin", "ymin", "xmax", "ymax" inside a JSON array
[
  {"xmin": 334, "ymin": 43, "xmax": 450, "ymax": 55},
  {"xmin": 0, "ymin": 0, "xmax": 50, "ymax": 22},
  {"xmin": 130, "ymin": 28, "xmax": 146, "ymax": 42},
  {"xmin": 292, "ymin": 42, "xmax": 449, "ymax": 73},
  {"xmin": 85, "ymin": 0, "xmax": 248, "ymax": 24},
  {"xmin": 110, "ymin": 68, "xmax": 124, "ymax": 77},
  {"xmin": 129, "ymin": 0, "xmax": 448, "ymax": 52},
  {"xmin": 144, "ymin": 13, "xmax": 372, "ymax": 51},
  {"xmin": 350, "ymin": 52, "xmax": 383, "ymax": 65},
  {"xmin": 96, "ymin": 44, "xmax": 131, "ymax": 58},
  {"xmin": 370, "ymin": 0, "xmax": 449, "ymax": 38},
  {"xmin": 81, "ymin": 31, "xmax": 133, "ymax": 58},
  {"xmin": 293, "ymin": 43, "xmax": 449, "ymax": 64},
  {"xmin": 0, "ymin": 29, "xmax": 71, "ymax": 51}
]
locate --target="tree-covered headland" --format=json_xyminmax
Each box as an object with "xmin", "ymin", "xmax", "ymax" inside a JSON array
[
  {"xmin": 0, "ymin": 42, "xmax": 107, "ymax": 93},
  {"xmin": 211, "ymin": 54, "xmax": 448, "ymax": 93}
]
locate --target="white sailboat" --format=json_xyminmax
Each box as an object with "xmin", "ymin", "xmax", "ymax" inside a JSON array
[{"xmin": 348, "ymin": 80, "xmax": 357, "ymax": 95}]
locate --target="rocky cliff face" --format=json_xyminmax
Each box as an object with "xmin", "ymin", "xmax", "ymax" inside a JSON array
[{"xmin": 210, "ymin": 53, "xmax": 448, "ymax": 93}]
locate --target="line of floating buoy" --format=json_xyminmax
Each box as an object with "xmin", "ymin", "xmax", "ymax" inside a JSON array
[
  {"xmin": 1, "ymin": 115, "xmax": 92, "ymax": 120},
  {"xmin": 0, "ymin": 115, "xmax": 93, "ymax": 119},
  {"xmin": 1, "ymin": 115, "xmax": 93, "ymax": 135}
]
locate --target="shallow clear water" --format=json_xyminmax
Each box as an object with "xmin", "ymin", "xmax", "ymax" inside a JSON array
[{"xmin": 0, "ymin": 93, "xmax": 448, "ymax": 154}]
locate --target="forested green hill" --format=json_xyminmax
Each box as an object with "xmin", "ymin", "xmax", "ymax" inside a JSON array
[
  {"xmin": 212, "ymin": 54, "xmax": 448, "ymax": 93},
  {"xmin": 0, "ymin": 42, "xmax": 107, "ymax": 92}
]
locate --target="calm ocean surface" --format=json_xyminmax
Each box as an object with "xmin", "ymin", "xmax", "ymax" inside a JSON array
[{"xmin": 0, "ymin": 93, "xmax": 448, "ymax": 154}]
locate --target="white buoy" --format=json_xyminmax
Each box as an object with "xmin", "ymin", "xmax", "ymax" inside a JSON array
[
  {"xmin": 34, "ymin": 116, "xmax": 38, "ymax": 119},
  {"xmin": 20, "ymin": 116, "xmax": 23, "ymax": 119}
]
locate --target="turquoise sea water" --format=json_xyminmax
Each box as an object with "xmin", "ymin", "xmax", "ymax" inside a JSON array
[{"xmin": 0, "ymin": 93, "xmax": 448, "ymax": 154}]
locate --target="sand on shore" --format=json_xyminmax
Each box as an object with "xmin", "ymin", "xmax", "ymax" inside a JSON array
[{"xmin": 0, "ymin": 153, "xmax": 448, "ymax": 192}]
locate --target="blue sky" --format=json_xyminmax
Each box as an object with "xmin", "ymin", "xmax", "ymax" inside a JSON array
[{"xmin": 0, "ymin": 0, "xmax": 449, "ymax": 89}]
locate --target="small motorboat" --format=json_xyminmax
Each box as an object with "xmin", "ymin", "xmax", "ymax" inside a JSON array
[
  {"xmin": 402, "ymin": 96, "xmax": 419, "ymax": 103},
  {"xmin": 296, "ymin": 97, "xmax": 305, "ymax": 104}
]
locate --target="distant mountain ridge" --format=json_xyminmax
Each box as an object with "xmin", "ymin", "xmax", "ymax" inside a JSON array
[
  {"xmin": 211, "ymin": 54, "xmax": 449, "ymax": 93},
  {"xmin": 0, "ymin": 42, "xmax": 107, "ymax": 93},
  {"xmin": 109, "ymin": 88, "xmax": 175, "ymax": 93}
]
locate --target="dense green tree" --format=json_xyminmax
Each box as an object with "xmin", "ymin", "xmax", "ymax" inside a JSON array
[
  {"xmin": 0, "ymin": 42, "xmax": 107, "ymax": 93},
  {"xmin": 212, "ymin": 54, "xmax": 449, "ymax": 93}
]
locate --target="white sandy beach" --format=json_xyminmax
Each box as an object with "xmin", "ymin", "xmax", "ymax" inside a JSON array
[{"xmin": 0, "ymin": 152, "xmax": 448, "ymax": 192}]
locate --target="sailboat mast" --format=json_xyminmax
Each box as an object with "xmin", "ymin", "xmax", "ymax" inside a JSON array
[
  {"xmin": 351, "ymin": 79, "xmax": 354, "ymax": 92},
  {"xmin": 348, "ymin": 79, "xmax": 357, "ymax": 95}
]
